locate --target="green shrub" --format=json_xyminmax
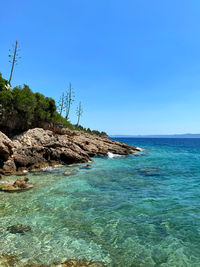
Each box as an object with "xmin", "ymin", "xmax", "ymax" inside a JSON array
[
  {"xmin": 51, "ymin": 113, "xmax": 75, "ymax": 130},
  {"xmin": 0, "ymin": 73, "xmax": 8, "ymax": 91},
  {"xmin": 0, "ymin": 73, "xmax": 107, "ymax": 137},
  {"xmin": 12, "ymin": 85, "xmax": 36, "ymax": 121}
]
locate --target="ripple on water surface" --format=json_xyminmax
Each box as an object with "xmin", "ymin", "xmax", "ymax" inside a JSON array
[{"xmin": 1, "ymin": 138, "xmax": 200, "ymax": 266}]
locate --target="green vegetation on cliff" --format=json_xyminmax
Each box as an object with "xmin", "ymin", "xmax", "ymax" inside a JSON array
[{"xmin": 0, "ymin": 73, "xmax": 107, "ymax": 137}]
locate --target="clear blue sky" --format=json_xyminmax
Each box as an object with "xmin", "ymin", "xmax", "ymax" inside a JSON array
[{"xmin": 1, "ymin": 0, "xmax": 200, "ymax": 135}]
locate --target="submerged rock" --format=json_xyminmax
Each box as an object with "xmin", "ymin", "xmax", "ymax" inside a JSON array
[
  {"xmin": 64, "ymin": 170, "xmax": 73, "ymax": 175},
  {"xmin": 7, "ymin": 224, "xmax": 31, "ymax": 234},
  {"xmin": 0, "ymin": 177, "xmax": 34, "ymax": 192},
  {"xmin": 82, "ymin": 164, "xmax": 93, "ymax": 169},
  {"xmin": 152, "ymin": 248, "xmax": 168, "ymax": 265},
  {"xmin": 0, "ymin": 254, "xmax": 105, "ymax": 267},
  {"xmin": 51, "ymin": 259, "xmax": 105, "ymax": 267},
  {"xmin": 0, "ymin": 254, "xmax": 19, "ymax": 267},
  {"xmin": 136, "ymin": 167, "xmax": 161, "ymax": 177}
]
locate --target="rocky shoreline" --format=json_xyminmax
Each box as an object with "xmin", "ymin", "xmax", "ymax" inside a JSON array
[
  {"xmin": 0, "ymin": 128, "xmax": 141, "ymax": 266},
  {"xmin": 0, "ymin": 128, "xmax": 140, "ymax": 178}
]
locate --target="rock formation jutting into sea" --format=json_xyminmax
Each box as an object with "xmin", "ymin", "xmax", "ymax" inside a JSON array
[{"xmin": 0, "ymin": 127, "xmax": 140, "ymax": 178}]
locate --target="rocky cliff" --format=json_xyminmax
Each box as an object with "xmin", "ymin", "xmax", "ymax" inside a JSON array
[{"xmin": 0, "ymin": 128, "xmax": 139, "ymax": 177}]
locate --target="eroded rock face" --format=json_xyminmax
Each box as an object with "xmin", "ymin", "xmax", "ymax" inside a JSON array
[
  {"xmin": 1, "ymin": 159, "xmax": 16, "ymax": 175},
  {"xmin": 0, "ymin": 132, "xmax": 15, "ymax": 177},
  {"xmin": 0, "ymin": 128, "xmax": 140, "ymax": 176},
  {"xmin": 0, "ymin": 132, "xmax": 13, "ymax": 164}
]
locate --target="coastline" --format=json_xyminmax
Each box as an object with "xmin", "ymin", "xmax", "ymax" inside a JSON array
[
  {"xmin": 0, "ymin": 129, "xmax": 141, "ymax": 266},
  {"xmin": 0, "ymin": 128, "xmax": 140, "ymax": 179}
]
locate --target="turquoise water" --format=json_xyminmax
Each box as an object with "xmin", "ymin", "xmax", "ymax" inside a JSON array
[{"xmin": 1, "ymin": 138, "xmax": 200, "ymax": 266}]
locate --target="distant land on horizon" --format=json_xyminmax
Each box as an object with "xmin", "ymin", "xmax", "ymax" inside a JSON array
[{"xmin": 112, "ymin": 134, "xmax": 200, "ymax": 138}]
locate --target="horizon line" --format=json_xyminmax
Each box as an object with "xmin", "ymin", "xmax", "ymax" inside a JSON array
[{"xmin": 110, "ymin": 133, "xmax": 200, "ymax": 137}]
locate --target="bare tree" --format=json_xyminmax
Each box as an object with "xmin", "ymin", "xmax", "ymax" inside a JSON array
[
  {"xmin": 8, "ymin": 40, "xmax": 21, "ymax": 86},
  {"xmin": 76, "ymin": 101, "xmax": 83, "ymax": 127},
  {"xmin": 65, "ymin": 83, "xmax": 74, "ymax": 121},
  {"xmin": 57, "ymin": 92, "xmax": 65, "ymax": 115}
]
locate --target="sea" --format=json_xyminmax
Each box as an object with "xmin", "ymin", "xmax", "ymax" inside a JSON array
[{"xmin": 1, "ymin": 137, "xmax": 200, "ymax": 266}]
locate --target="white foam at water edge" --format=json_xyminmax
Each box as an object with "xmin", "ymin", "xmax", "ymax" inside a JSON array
[
  {"xmin": 53, "ymin": 164, "xmax": 63, "ymax": 168},
  {"xmin": 107, "ymin": 152, "xmax": 123, "ymax": 158},
  {"xmin": 42, "ymin": 166, "xmax": 54, "ymax": 172},
  {"xmin": 135, "ymin": 147, "xmax": 145, "ymax": 152},
  {"xmin": 42, "ymin": 165, "xmax": 63, "ymax": 171}
]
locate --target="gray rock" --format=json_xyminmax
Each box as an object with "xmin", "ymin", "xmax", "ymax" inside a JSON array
[
  {"xmin": 0, "ymin": 132, "xmax": 14, "ymax": 161},
  {"xmin": 0, "ymin": 128, "xmax": 140, "ymax": 175}
]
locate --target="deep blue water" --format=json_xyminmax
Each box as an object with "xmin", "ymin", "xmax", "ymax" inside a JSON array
[{"xmin": 1, "ymin": 138, "xmax": 200, "ymax": 266}]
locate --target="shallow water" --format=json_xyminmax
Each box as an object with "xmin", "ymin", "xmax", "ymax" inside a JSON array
[{"xmin": 1, "ymin": 138, "xmax": 200, "ymax": 266}]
